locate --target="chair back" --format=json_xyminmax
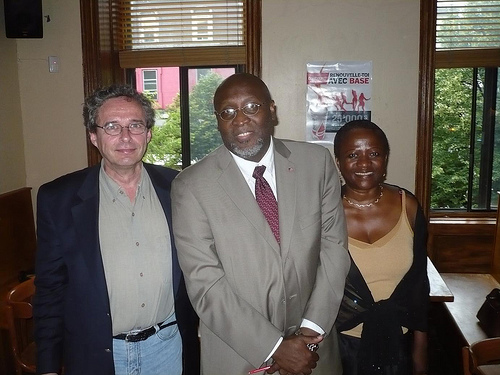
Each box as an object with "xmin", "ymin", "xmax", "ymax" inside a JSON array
[
  {"xmin": 462, "ymin": 337, "xmax": 500, "ymax": 375},
  {"xmin": 5, "ymin": 277, "xmax": 36, "ymax": 374}
]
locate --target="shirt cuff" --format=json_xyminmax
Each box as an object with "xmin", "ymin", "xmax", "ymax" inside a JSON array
[
  {"xmin": 264, "ymin": 337, "xmax": 283, "ymax": 362},
  {"xmin": 264, "ymin": 319, "xmax": 324, "ymax": 362},
  {"xmin": 301, "ymin": 319, "xmax": 325, "ymax": 335}
]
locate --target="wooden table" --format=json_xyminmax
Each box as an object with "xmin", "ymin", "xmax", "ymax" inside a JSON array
[
  {"xmin": 441, "ymin": 273, "xmax": 500, "ymax": 345},
  {"xmin": 477, "ymin": 364, "xmax": 500, "ymax": 375},
  {"xmin": 428, "ymin": 257, "xmax": 454, "ymax": 302}
]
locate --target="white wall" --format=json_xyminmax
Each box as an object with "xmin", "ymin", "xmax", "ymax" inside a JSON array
[{"xmin": 262, "ymin": 0, "xmax": 420, "ymax": 191}]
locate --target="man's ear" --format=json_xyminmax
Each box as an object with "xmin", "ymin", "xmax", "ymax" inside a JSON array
[
  {"xmin": 89, "ymin": 131, "xmax": 98, "ymax": 148},
  {"xmin": 269, "ymin": 100, "xmax": 277, "ymax": 125}
]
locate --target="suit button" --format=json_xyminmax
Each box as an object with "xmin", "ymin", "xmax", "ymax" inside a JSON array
[
  {"xmin": 105, "ymin": 348, "xmax": 111, "ymax": 353},
  {"xmin": 281, "ymin": 299, "xmax": 286, "ymax": 304}
]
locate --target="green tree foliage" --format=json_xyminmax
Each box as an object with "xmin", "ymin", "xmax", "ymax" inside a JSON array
[
  {"xmin": 143, "ymin": 94, "xmax": 182, "ymax": 169},
  {"xmin": 143, "ymin": 71, "xmax": 224, "ymax": 168},
  {"xmin": 433, "ymin": 67, "xmax": 500, "ymax": 210},
  {"xmin": 189, "ymin": 72, "xmax": 224, "ymax": 162},
  {"xmin": 432, "ymin": 68, "xmax": 474, "ymax": 209}
]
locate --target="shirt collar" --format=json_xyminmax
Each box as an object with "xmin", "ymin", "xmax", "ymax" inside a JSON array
[
  {"xmin": 99, "ymin": 161, "xmax": 147, "ymax": 200},
  {"xmin": 230, "ymin": 137, "xmax": 275, "ymax": 178}
]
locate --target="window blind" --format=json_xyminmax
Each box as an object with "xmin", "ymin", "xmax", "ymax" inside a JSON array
[
  {"xmin": 115, "ymin": 0, "xmax": 244, "ymax": 50},
  {"xmin": 114, "ymin": 0, "xmax": 246, "ymax": 68},
  {"xmin": 436, "ymin": 0, "xmax": 500, "ymax": 51}
]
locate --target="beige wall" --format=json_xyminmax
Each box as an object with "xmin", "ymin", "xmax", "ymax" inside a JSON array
[
  {"xmin": 0, "ymin": 0, "xmax": 87, "ymax": 198},
  {"xmin": 0, "ymin": 0, "xmax": 420, "ymax": 198},
  {"xmin": 0, "ymin": 0, "xmax": 25, "ymax": 193},
  {"xmin": 262, "ymin": 0, "xmax": 420, "ymax": 191},
  {"xmin": 18, "ymin": 0, "xmax": 87, "ymax": 196}
]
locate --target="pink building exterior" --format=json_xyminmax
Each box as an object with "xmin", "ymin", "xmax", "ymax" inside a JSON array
[{"xmin": 135, "ymin": 67, "xmax": 234, "ymax": 109}]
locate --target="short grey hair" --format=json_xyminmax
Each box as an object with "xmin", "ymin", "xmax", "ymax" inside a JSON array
[{"xmin": 83, "ymin": 84, "xmax": 155, "ymax": 133}]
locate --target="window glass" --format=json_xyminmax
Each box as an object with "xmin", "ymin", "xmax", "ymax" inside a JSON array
[
  {"xmin": 432, "ymin": 67, "xmax": 499, "ymax": 210},
  {"xmin": 188, "ymin": 68, "xmax": 234, "ymax": 163},
  {"xmin": 139, "ymin": 67, "xmax": 235, "ymax": 170},
  {"xmin": 432, "ymin": 68, "xmax": 473, "ymax": 209},
  {"xmin": 429, "ymin": 1, "xmax": 500, "ymax": 212},
  {"xmin": 492, "ymin": 70, "xmax": 500, "ymax": 208},
  {"xmin": 142, "ymin": 70, "xmax": 158, "ymax": 99}
]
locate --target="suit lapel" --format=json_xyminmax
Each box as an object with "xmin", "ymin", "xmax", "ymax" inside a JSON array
[
  {"xmin": 216, "ymin": 147, "xmax": 281, "ymax": 254},
  {"xmin": 274, "ymin": 139, "xmax": 296, "ymax": 259},
  {"xmin": 72, "ymin": 165, "xmax": 110, "ymax": 308}
]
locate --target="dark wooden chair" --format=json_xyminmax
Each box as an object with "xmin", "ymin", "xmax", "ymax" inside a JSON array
[
  {"xmin": 462, "ymin": 337, "xmax": 500, "ymax": 375},
  {"xmin": 5, "ymin": 277, "xmax": 36, "ymax": 375}
]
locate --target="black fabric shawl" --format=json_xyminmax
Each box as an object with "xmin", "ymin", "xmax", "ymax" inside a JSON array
[{"xmin": 336, "ymin": 187, "xmax": 430, "ymax": 373}]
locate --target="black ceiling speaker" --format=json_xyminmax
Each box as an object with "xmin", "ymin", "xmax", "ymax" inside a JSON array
[{"xmin": 4, "ymin": 0, "xmax": 43, "ymax": 38}]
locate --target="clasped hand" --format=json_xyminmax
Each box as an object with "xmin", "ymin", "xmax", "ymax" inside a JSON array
[{"xmin": 266, "ymin": 329, "xmax": 323, "ymax": 375}]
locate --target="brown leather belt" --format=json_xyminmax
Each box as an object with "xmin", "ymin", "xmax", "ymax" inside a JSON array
[{"xmin": 113, "ymin": 320, "xmax": 177, "ymax": 342}]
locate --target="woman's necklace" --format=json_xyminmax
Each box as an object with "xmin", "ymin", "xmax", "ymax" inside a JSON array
[{"xmin": 343, "ymin": 185, "xmax": 384, "ymax": 208}]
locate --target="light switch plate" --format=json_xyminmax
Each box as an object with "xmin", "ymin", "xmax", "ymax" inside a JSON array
[{"xmin": 48, "ymin": 56, "xmax": 59, "ymax": 73}]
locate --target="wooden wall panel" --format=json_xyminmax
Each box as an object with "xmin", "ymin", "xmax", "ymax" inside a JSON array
[
  {"xmin": 0, "ymin": 188, "xmax": 36, "ymax": 289},
  {"xmin": 432, "ymin": 235, "xmax": 494, "ymax": 273},
  {"xmin": 428, "ymin": 218, "xmax": 496, "ymax": 273},
  {"xmin": 0, "ymin": 187, "xmax": 36, "ymax": 375}
]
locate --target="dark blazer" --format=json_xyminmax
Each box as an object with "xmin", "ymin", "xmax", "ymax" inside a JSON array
[{"xmin": 33, "ymin": 163, "xmax": 200, "ymax": 375}]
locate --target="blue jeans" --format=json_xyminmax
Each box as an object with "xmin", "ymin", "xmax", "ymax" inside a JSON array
[{"xmin": 113, "ymin": 314, "xmax": 182, "ymax": 375}]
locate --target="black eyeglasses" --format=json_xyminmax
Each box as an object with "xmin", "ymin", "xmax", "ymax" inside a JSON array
[
  {"xmin": 214, "ymin": 102, "xmax": 263, "ymax": 121},
  {"xmin": 96, "ymin": 123, "xmax": 147, "ymax": 136}
]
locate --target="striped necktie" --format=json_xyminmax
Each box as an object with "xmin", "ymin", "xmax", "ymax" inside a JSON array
[{"xmin": 253, "ymin": 165, "xmax": 280, "ymax": 244}]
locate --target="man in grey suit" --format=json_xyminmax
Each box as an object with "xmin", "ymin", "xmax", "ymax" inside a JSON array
[{"xmin": 172, "ymin": 73, "xmax": 350, "ymax": 374}]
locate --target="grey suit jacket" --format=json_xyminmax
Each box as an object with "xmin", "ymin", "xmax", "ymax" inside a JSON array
[{"xmin": 172, "ymin": 138, "xmax": 350, "ymax": 375}]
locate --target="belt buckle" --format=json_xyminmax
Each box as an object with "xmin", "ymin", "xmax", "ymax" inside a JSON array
[
  {"xmin": 124, "ymin": 332, "xmax": 137, "ymax": 342},
  {"xmin": 124, "ymin": 329, "xmax": 147, "ymax": 342}
]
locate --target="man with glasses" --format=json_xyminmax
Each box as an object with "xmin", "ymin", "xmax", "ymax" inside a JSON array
[
  {"xmin": 172, "ymin": 73, "xmax": 350, "ymax": 374},
  {"xmin": 33, "ymin": 84, "xmax": 199, "ymax": 375}
]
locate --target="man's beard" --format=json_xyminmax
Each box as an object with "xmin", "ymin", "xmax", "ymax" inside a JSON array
[{"xmin": 230, "ymin": 138, "xmax": 264, "ymax": 160}]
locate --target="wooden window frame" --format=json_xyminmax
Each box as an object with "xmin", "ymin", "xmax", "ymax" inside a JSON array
[
  {"xmin": 417, "ymin": 0, "xmax": 499, "ymax": 220},
  {"xmin": 80, "ymin": 0, "xmax": 261, "ymax": 167},
  {"xmin": 418, "ymin": 1, "xmax": 500, "ymax": 272},
  {"xmin": 416, "ymin": 0, "xmax": 437, "ymax": 219}
]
